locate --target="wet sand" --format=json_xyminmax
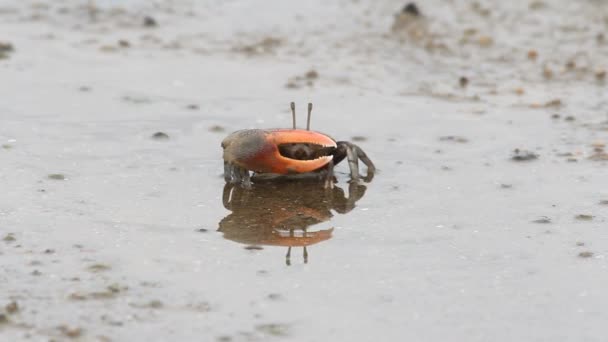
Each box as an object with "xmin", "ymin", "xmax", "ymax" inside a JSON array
[{"xmin": 1, "ymin": 0, "xmax": 608, "ymax": 341}]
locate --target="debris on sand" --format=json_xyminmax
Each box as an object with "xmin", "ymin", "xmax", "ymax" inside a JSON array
[
  {"xmin": 48, "ymin": 173, "xmax": 66, "ymax": 180},
  {"xmin": 511, "ymin": 149, "xmax": 538, "ymax": 161},
  {"xmin": 3, "ymin": 233, "xmax": 16, "ymax": 243},
  {"xmin": 143, "ymin": 16, "xmax": 158, "ymax": 27},
  {"xmin": 530, "ymin": 99, "xmax": 563, "ymax": 109},
  {"xmin": 209, "ymin": 125, "xmax": 225, "ymax": 133},
  {"xmin": 392, "ymin": 3, "xmax": 428, "ymax": 39},
  {"xmin": 532, "ymin": 216, "xmax": 551, "ymax": 224},
  {"xmin": 459, "ymin": 76, "xmax": 469, "ymax": 88},
  {"xmin": 58, "ymin": 325, "xmax": 84, "ymax": 338},
  {"xmin": 87, "ymin": 263, "xmax": 111, "ymax": 272},
  {"xmin": 0, "ymin": 42, "xmax": 14, "ymax": 59},
  {"xmin": 589, "ymin": 151, "xmax": 608, "ymax": 161},
  {"xmin": 575, "ymin": 214, "xmax": 594, "ymax": 221},
  {"xmin": 5, "ymin": 301, "xmax": 19, "ymax": 314},
  {"xmin": 256, "ymin": 323, "xmax": 290, "ymax": 337},
  {"xmin": 439, "ymin": 136, "xmax": 469, "ymax": 143},
  {"xmin": 286, "ymin": 69, "xmax": 320, "ymax": 89},
  {"xmin": 234, "ymin": 37, "xmax": 283, "ymax": 56},
  {"xmin": 401, "ymin": 3, "xmax": 421, "ymax": 16},
  {"xmin": 578, "ymin": 251, "xmax": 594, "ymax": 258}
]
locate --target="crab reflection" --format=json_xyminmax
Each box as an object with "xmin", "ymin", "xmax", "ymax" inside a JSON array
[{"xmin": 218, "ymin": 178, "xmax": 368, "ymax": 265}]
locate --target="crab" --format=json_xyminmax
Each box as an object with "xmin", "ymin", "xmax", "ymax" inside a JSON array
[{"xmin": 221, "ymin": 102, "xmax": 375, "ymax": 188}]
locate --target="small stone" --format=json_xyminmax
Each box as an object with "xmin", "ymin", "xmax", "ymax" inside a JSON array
[
  {"xmin": 196, "ymin": 228, "xmax": 208, "ymax": 233},
  {"xmin": 459, "ymin": 76, "xmax": 469, "ymax": 88},
  {"xmin": 3, "ymin": 234, "xmax": 16, "ymax": 243},
  {"xmin": 578, "ymin": 251, "xmax": 594, "ymax": 258},
  {"xmin": 304, "ymin": 70, "xmax": 319, "ymax": 80},
  {"xmin": 596, "ymin": 70, "xmax": 606, "ymax": 81},
  {"xmin": 511, "ymin": 149, "xmax": 538, "ymax": 161},
  {"xmin": 564, "ymin": 116, "xmax": 575, "ymax": 121},
  {"xmin": 0, "ymin": 42, "xmax": 14, "ymax": 53},
  {"xmin": 48, "ymin": 174, "xmax": 66, "ymax": 180},
  {"xmin": 576, "ymin": 242, "xmax": 585, "ymax": 246},
  {"xmin": 267, "ymin": 293, "xmax": 283, "ymax": 301},
  {"xmin": 143, "ymin": 16, "xmax": 157, "ymax": 27},
  {"xmin": 575, "ymin": 214, "xmax": 594, "ymax": 221},
  {"xmin": 351, "ymin": 136, "xmax": 367, "ymax": 142},
  {"xmin": 99, "ymin": 45, "xmax": 118, "ymax": 53},
  {"xmin": 401, "ymin": 3, "xmax": 421, "ymax": 16},
  {"xmin": 599, "ymin": 200, "xmax": 608, "ymax": 206},
  {"xmin": 87, "ymin": 264, "xmax": 111, "ymax": 272},
  {"xmin": 151, "ymin": 132, "xmax": 169, "ymax": 140},
  {"xmin": 58, "ymin": 325, "xmax": 83, "ymax": 338},
  {"xmin": 478, "ymin": 36, "xmax": 493, "ymax": 47},
  {"xmin": 69, "ymin": 293, "xmax": 87, "ymax": 301},
  {"xmin": 532, "ymin": 216, "xmax": 551, "ymax": 224},
  {"xmin": 256, "ymin": 323, "xmax": 290, "ymax": 337},
  {"xmin": 147, "ymin": 300, "xmax": 163, "ymax": 308},
  {"xmin": 542, "ymin": 67, "xmax": 553, "ymax": 79},
  {"xmin": 208, "ymin": 125, "xmax": 225, "ymax": 133},
  {"xmin": 529, "ymin": 1, "xmax": 546, "ymax": 10},
  {"xmin": 589, "ymin": 152, "xmax": 608, "ymax": 161},
  {"xmin": 186, "ymin": 104, "xmax": 199, "ymax": 110},
  {"xmin": 245, "ymin": 245, "xmax": 263, "ymax": 250},
  {"xmin": 0, "ymin": 314, "xmax": 8, "ymax": 324},
  {"xmin": 527, "ymin": 50, "xmax": 538, "ymax": 60},
  {"xmin": 544, "ymin": 99, "xmax": 562, "ymax": 108},
  {"xmin": 440, "ymin": 136, "xmax": 468, "ymax": 143},
  {"xmin": 118, "ymin": 39, "xmax": 130, "ymax": 48},
  {"xmin": 5, "ymin": 301, "xmax": 18, "ymax": 314},
  {"xmin": 107, "ymin": 283, "xmax": 127, "ymax": 293}
]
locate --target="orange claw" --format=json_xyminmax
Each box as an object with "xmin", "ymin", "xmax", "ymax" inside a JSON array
[{"xmin": 241, "ymin": 129, "xmax": 336, "ymax": 174}]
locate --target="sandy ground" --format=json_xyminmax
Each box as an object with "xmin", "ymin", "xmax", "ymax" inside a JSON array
[{"xmin": 1, "ymin": 0, "xmax": 608, "ymax": 341}]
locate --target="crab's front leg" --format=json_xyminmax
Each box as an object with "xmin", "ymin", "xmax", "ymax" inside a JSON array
[
  {"xmin": 337, "ymin": 141, "xmax": 376, "ymax": 183},
  {"xmin": 223, "ymin": 161, "xmax": 252, "ymax": 188}
]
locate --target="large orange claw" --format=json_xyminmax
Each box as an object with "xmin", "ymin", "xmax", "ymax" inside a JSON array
[{"xmin": 222, "ymin": 129, "xmax": 336, "ymax": 174}]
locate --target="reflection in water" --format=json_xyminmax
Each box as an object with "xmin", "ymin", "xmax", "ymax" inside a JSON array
[{"xmin": 218, "ymin": 180, "xmax": 368, "ymax": 265}]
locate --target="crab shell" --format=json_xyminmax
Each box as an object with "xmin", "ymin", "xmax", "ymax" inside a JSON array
[{"xmin": 221, "ymin": 129, "xmax": 337, "ymax": 174}]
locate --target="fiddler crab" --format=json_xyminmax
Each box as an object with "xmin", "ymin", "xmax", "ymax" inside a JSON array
[{"xmin": 221, "ymin": 102, "xmax": 376, "ymax": 188}]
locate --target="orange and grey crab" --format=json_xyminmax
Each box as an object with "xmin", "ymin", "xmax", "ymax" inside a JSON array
[{"xmin": 221, "ymin": 102, "xmax": 375, "ymax": 188}]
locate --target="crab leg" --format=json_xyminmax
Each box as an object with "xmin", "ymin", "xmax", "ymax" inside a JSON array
[
  {"xmin": 238, "ymin": 167, "xmax": 252, "ymax": 188},
  {"xmin": 339, "ymin": 142, "xmax": 376, "ymax": 182},
  {"xmin": 323, "ymin": 160, "xmax": 335, "ymax": 189},
  {"xmin": 346, "ymin": 146, "xmax": 360, "ymax": 181},
  {"xmin": 223, "ymin": 161, "xmax": 233, "ymax": 182}
]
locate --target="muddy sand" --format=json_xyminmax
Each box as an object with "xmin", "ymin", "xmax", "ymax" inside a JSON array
[{"xmin": 1, "ymin": 1, "xmax": 607, "ymax": 341}]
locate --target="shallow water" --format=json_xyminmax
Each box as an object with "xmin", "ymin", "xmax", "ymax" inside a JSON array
[{"xmin": 1, "ymin": 0, "xmax": 608, "ymax": 341}]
